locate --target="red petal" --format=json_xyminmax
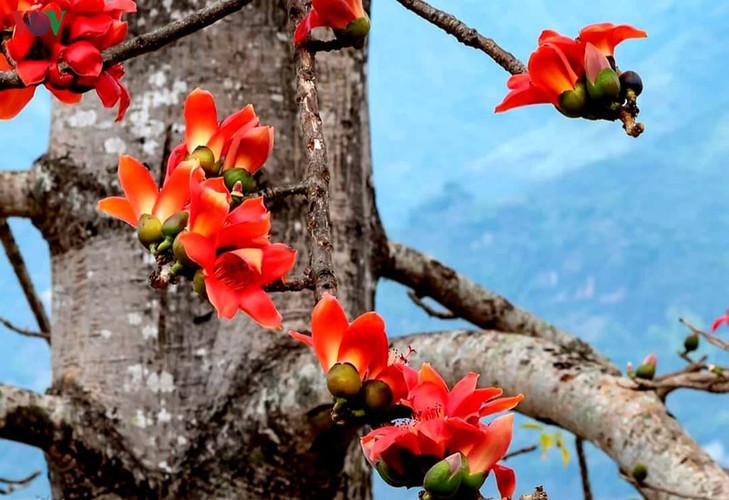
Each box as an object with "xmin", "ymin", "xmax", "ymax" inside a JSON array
[
  {"xmin": 289, "ymin": 330, "xmax": 314, "ymax": 347},
  {"xmin": 528, "ymin": 44, "xmax": 579, "ymax": 103},
  {"xmin": 97, "ymin": 196, "xmax": 136, "ymax": 226},
  {"xmin": 48, "ymin": 86, "xmax": 84, "ymax": 105},
  {"xmin": 337, "ymin": 311, "xmax": 386, "ymax": 376},
  {"xmin": 579, "ymin": 23, "xmax": 647, "ymax": 57},
  {"xmin": 408, "ymin": 381, "xmax": 449, "ymax": 415},
  {"xmin": 165, "ymin": 143, "xmax": 188, "ymax": 179},
  {"xmin": 478, "ymin": 394, "xmax": 524, "ymax": 418},
  {"xmin": 226, "ymin": 196, "xmax": 268, "ymax": 225},
  {"xmin": 311, "ymin": 293, "xmax": 349, "ymax": 371},
  {"xmin": 310, "ymin": 0, "xmax": 362, "ymax": 28},
  {"xmin": 495, "ymin": 82, "xmax": 552, "ymax": 113},
  {"xmin": 118, "ymin": 154, "xmax": 158, "ymax": 218},
  {"xmin": 207, "ymin": 104, "xmax": 258, "ymax": 159},
  {"xmin": 15, "ymin": 60, "xmax": 50, "ymax": 85},
  {"xmin": 493, "ymin": 464, "xmax": 517, "ymax": 499},
  {"xmin": 95, "ymin": 71, "xmax": 121, "ymax": 108},
  {"xmin": 417, "ymin": 362, "xmax": 448, "ymax": 393},
  {"xmin": 153, "ymin": 159, "xmax": 200, "ymax": 222},
  {"xmin": 177, "ymin": 231, "xmax": 217, "ymax": 271},
  {"xmin": 189, "ymin": 177, "xmax": 230, "ymax": 238},
  {"xmin": 205, "ymin": 274, "xmax": 240, "ymax": 320},
  {"xmin": 294, "ymin": 10, "xmax": 325, "ymax": 46},
  {"xmin": 223, "ymin": 126, "xmax": 274, "ymax": 173},
  {"xmin": 258, "ymin": 244, "xmax": 296, "ymax": 284},
  {"xmin": 184, "ymin": 88, "xmax": 218, "ymax": 152},
  {"xmin": 237, "ymin": 287, "xmax": 282, "ymax": 329},
  {"xmin": 115, "ymin": 79, "xmax": 130, "ymax": 121},
  {"xmin": 0, "ymin": 86, "xmax": 35, "ymax": 119},
  {"xmin": 64, "ymin": 41, "xmax": 103, "ymax": 77},
  {"xmin": 68, "ymin": 14, "xmax": 113, "ymax": 40},
  {"xmin": 467, "ymin": 414, "xmax": 514, "ymax": 472}
]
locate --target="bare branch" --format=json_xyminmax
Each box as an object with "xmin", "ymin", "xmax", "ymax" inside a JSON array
[
  {"xmin": 0, "ymin": 218, "xmax": 51, "ymax": 338},
  {"xmin": 408, "ymin": 290, "xmax": 457, "ymax": 319},
  {"xmin": 0, "ymin": 383, "xmax": 65, "ymax": 449},
  {"xmin": 264, "ymin": 272, "xmax": 315, "ymax": 293},
  {"xmin": 630, "ymin": 363, "xmax": 729, "ymax": 399},
  {"xmin": 394, "ymin": 329, "xmax": 729, "ymax": 499},
  {"xmin": 289, "ymin": 0, "xmax": 338, "ymax": 300},
  {"xmin": 0, "ymin": 316, "xmax": 49, "ymax": 341},
  {"xmin": 0, "ymin": 172, "xmax": 35, "ymax": 218},
  {"xmin": 503, "ymin": 444, "xmax": 538, "ymax": 461},
  {"xmin": 575, "ymin": 437, "xmax": 593, "ymax": 500},
  {"xmin": 0, "ymin": 0, "xmax": 256, "ymax": 89},
  {"xmin": 383, "ymin": 241, "xmax": 615, "ymax": 369},
  {"xmin": 393, "ymin": 0, "xmax": 526, "ymax": 75},
  {"xmin": 681, "ymin": 318, "xmax": 729, "ymax": 351},
  {"xmin": 0, "ymin": 470, "xmax": 41, "ymax": 495},
  {"xmin": 251, "ymin": 182, "xmax": 308, "ymax": 204}
]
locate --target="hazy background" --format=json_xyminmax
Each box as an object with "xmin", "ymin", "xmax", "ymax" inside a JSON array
[{"xmin": 1, "ymin": 0, "xmax": 728, "ymax": 498}]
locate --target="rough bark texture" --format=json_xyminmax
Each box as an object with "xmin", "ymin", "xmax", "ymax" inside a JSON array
[{"xmin": 28, "ymin": 1, "xmax": 376, "ymax": 497}]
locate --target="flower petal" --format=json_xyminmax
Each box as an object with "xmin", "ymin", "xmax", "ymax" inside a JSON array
[
  {"xmin": 204, "ymin": 274, "xmax": 240, "ymax": 320},
  {"xmin": 418, "ymin": 362, "xmax": 449, "ymax": 393},
  {"xmin": 258, "ymin": 244, "xmax": 296, "ymax": 284},
  {"xmin": 189, "ymin": 177, "xmax": 230, "ymax": 238},
  {"xmin": 579, "ymin": 23, "xmax": 647, "ymax": 57},
  {"xmin": 64, "ymin": 41, "xmax": 103, "ymax": 77},
  {"xmin": 97, "ymin": 196, "xmax": 136, "ymax": 226},
  {"xmin": 311, "ymin": 293, "xmax": 349, "ymax": 371},
  {"xmin": 528, "ymin": 44, "xmax": 579, "ymax": 103},
  {"xmin": 177, "ymin": 231, "xmax": 216, "ymax": 271},
  {"xmin": 185, "ymin": 88, "xmax": 218, "ymax": 152},
  {"xmin": 337, "ymin": 311, "xmax": 386, "ymax": 376},
  {"xmin": 478, "ymin": 394, "xmax": 524, "ymax": 418},
  {"xmin": 15, "ymin": 60, "xmax": 50, "ymax": 86},
  {"xmin": 153, "ymin": 159, "xmax": 201, "ymax": 222},
  {"xmin": 0, "ymin": 86, "xmax": 35, "ymax": 119},
  {"xmin": 207, "ymin": 104, "xmax": 258, "ymax": 159},
  {"xmin": 289, "ymin": 330, "xmax": 314, "ymax": 347},
  {"xmin": 493, "ymin": 464, "xmax": 517, "ymax": 499},
  {"xmin": 118, "ymin": 154, "xmax": 158, "ymax": 218},
  {"xmin": 223, "ymin": 126, "xmax": 274, "ymax": 174},
  {"xmin": 467, "ymin": 414, "xmax": 514, "ymax": 472},
  {"xmin": 238, "ymin": 286, "xmax": 282, "ymax": 329}
]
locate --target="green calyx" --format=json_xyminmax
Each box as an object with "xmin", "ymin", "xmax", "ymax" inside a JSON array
[
  {"xmin": 172, "ymin": 233, "xmax": 196, "ymax": 268},
  {"xmin": 326, "ymin": 362, "xmax": 361, "ymax": 398},
  {"xmin": 376, "ymin": 461, "xmax": 408, "ymax": 488},
  {"xmin": 223, "ymin": 168, "xmax": 256, "ymax": 193},
  {"xmin": 362, "ymin": 379, "xmax": 393, "ymax": 413},
  {"xmin": 137, "ymin": 214, "xmax": 163, "ymax": 247},
  {"xmin": 335, "ymin": 16, "xmax": 371, "ymax": 45},
  {"xmin": 189, "ymin": 146, "xmax": 220, "ymax": 177},
  {"xmin": 193, "ymin": 269, "xmax": 207, "ymax": 299},
  {"xmin": 423, "ymin": 453, "xmax": 464, "ymax": 499},
  {"xmin": 558, "ymin": 82, "xmax": 587, "ymax": 118},
  {"xmin": 586, "ymin": 68, "xmax": 621, "ymax": 100},
  {"xmin": 162, "ymin": 211, "xmax": 189, "ymax": 238}
]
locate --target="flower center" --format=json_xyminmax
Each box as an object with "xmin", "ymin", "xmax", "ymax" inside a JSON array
[{"xmin": 213, "ymin": 253, "xmax": 258, "ymax": 292}]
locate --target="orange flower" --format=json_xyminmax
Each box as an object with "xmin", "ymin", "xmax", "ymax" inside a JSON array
[
  {"xmin": 294, "ymin": 0, "xmax": 369, "ymax": 46},
  {"xmin": 578, "ymin": 23, "xmax": 647, "ymax": 57},
  {"xmin": 176, "ymin": 180, "xmax": 295, "ymax": 328},
  {"xmin": 361, "ymin": 364, "xmax": 521, "ymax": 497},
  {"xmin": 166, "ymin": 89, "xmax": 274, "ymax": 177},
  {"xmin": 97, "ymin": 154, "xmax": 202, "ymax": 228},
  {"xmin": 290, "ymin": 294, "xmax": 416, "ymax": 402}
]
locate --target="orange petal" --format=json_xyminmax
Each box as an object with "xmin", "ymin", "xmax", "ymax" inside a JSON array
[
  {"xmin": 495, "ymin": 81, "xmax": 552, "ymax": 113},
  {"xmin": 528, "ymin": 44, "xmax": 579, "ymax": 103},
  {"xmin": 289, "ymin": 330, "xmax": 314, "ymax": 347},
  {"xmin": 493, "ymin": 464, "xmax": 516, "ymax": 499},
  {"xmin": 238, "ymin": 287, "xmax": 282, "ymax": 329},
  {"xmin": 478, "ymin": 394, "xmax": 524, "ymax": 418},
  {"xmin": 224, "ymin": 126, "xmax": 274, "ymax": 174},
  {"xmin": 177, "ymin": 231, "xmax": 216, "ymax": 271},
  {"xmin": 259, "ymin": 244, "xmax": 296, "ymax": 284},
  {"xmin": 408, "ymin": 381, "xmax": 448, "ymax": 415},
  {"xmin": 579, "ymin": 23, "xmax": 647, "ymax": 57},
  {"xmin": 189, "ymin": 178, "xmax": 230, "ymax": 238},
  {"xmin": 0, "ymin": 86, "xmax": 35, "ymax": 119},
  {"xmin": 205, "ymin": 274, "xmax": 240, "ymax": 320},
  {"xmin": 311, "ymin": 293, "xmax": 349, "ymax": 371},
  {"xmin": 467, "ymin": 414, "xmax": 514, "ymax": 472},
  {"xmin": 337, "ymin": 311, "xmax": 386, "ymax": 376},
  {"xmin": 153, "ymin": 159, "xmax": 201, "ymax": 222},
  {"xmin": 97, "ymin": 196, "xmax": 137, "ymax": 226},
  {"xmin": 184, "ymin": 88, "xmax": 218, "ymax": 151},
  {"xmin": 226, "ymin": 197, "xmax": 269, "ymax": 225},
  {"xmin": 118, "ymin": 154, "xmax": 158, "ymax": 218},
  {"xmin": 229, "ymin": 247, "xmax": 264, "ymax": 274},
  {"xmin": 418, "ymin": 362, "xmax": 448, "ymax": 393},
  {"xmin": 208, "ymin": 104, "xmax": 258, "ymax": 159}
]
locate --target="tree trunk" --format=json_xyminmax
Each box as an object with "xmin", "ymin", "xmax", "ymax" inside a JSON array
[{"xmin": 31, "ymin": 1, "xmax": 376, "ymax": 497}]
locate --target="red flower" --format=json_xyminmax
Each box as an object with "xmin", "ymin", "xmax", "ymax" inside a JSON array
[
  {"xmin": 361, "ymin": 364, "xmax": 522, "ymax": 497},
  {"xmin": 294, "ymin": 0, "xmax": 369, "ymax": 46},
  {"xmin": 495, "ymin": 22, "xmax": 645, "ymax": 115},
  {"xmin": 166, "ymin": 88, "xmax": 274, "ymax": 177},
  {"xmin": 290, "ymin": 294, "xmax": 416, "ymax": 402},
  {"xmin": 0, "ymin": 53, "xmax": 35, "ymax": 119},
  {"xmin": 711, "ymin": 310, "xmax": 729, "ymax": 332},
  {"xmin": 97, "ymin": 154, "xmax": 202, "ymax": 228},
  {"xmin": 176, "ymin": 180, "xmax": 295, "ymax": 328},
  {"xmin": 2, "ymin": 0, "xmax": 135, "ymax": 120}
]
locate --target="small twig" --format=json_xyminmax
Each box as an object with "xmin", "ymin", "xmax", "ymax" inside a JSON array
[
  {"xmin": 264, "ymin": 273, "xmax": 315, "ymax": 293},
  {"xmin": 394, "ymin": 0, "xmax": 526, "ymax": 75},
  {"xmin": 503, "ymin": 444, "xmax": 538, "ymax": 461},
  {"xmin": 0, "ymin": 317, "xmax": 49, "ymax": 341},
  {"xmin": 618, "ymin": 92, "xmax": 645, "ymax": 138},
  {"xmin": 250, "ymin": 183, "xmax": 308, "ymax": 203},
  {"xmin": 575, "ymin": 437, "xmax": 593, "ymax": 500},
  {"xmin": 0, "ymin": 470, "xmax": 40, "ymax": 496},
  {"xmin": 0, "ymin": 218, "xmax": 51, "ymax": 341},
  {"xmin": 0, "ymin": 0, "xmax": 256, "ymax": 89},
  {"xmin": 681, "ymin": 318, "xmax": 729, "ymax": 351},
  {"xmin": 408, "ymin": 290, "xmax": 457, "ymax": 319},
  {"xmin": 288, "ymin": 0, "xmax": 338, "ymax": 300}
]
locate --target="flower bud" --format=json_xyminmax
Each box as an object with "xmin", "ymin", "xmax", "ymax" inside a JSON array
[
  {"xmin": 683, "ymin": 333, "xmax": 699, "ymax": 353},
  {"xmin": 137, "ymin": 214, "xmax": 163, "ymax": 247},
  {"xmin": 619, "ymin": 70, "xmax": 643, "ymax": 97},
  {"xmin": 423, "ymin": 453, "xmax": 464, "ymax": 499},
  {"xmin": 193, "ymin": 269, "xmax": 207, "ymax": 299},
  {"xmin": 635, "ymin": 354, "xmax": 656, "ymax": 380},
  {"xmin": 632, "ymin": 463, "xmax": 648, "ymax": 484},
  {"xmin": 223, "ymin": 168, "xmax": 255, "ymax": 193},
  {"xmin": 363, "ymin": 380, "xmax": 393, "ymax": 413},
  {"xmin": 162, "ymin": 211, "xmax": 189, "ymax": 238},
  {"xmin": 587, "ymin": 68, "xmax": 621, "ymax": 100},
  {"xmin": 558, "ymin": 81, "xmax": 587, "ymax": 118},
  {"xmin": 326, "ymin": 362, "xmax": 361, "ymax": 399},
  {"xmin": 335, "ymin": 16, "xmax": 371, "ymax": 45},
  {"xmin": 173, "ymin": 233, "xmax": 196, "ymax": 267},
  {"xmin": 189, "ymin": 146, "xmax": 219, "ymax": 176}
]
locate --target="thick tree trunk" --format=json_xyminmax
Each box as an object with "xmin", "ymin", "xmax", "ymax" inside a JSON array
[{"xmin": 30, "ymin": 1, "xmax": 376, "ymax": 497}]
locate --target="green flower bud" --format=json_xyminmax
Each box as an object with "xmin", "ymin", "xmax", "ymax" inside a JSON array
[
  {"xmin": 423, "ymin": 453, "xmax": 464, "ymax": 499},
  {"xmin": 587, "ymin": 68, "xmax": 621, "ymax": 100},
  {"xmin": 683, "ymin": 333, "xmax": 699, "ymax": 353},
  {"xmin": 137, "ymin": 214, "xmax": 163, "ymax": 247},
  {"xmin": 223, "ymin": 168, "xmax": 255, "ymax": 193},
  {"xmin": 363, "ymin": 380, "xmax": 393, "ymax": 413},
  {"xmin": 173, "ymin": 233, "xmax": 196, "ymax": 268},
  {"xmin": 193, "ymin": 269, "xmax": 207, "ymax": 300},
  {"xmin": 326, "ymin": 362, "xmax": 361, "ymax": 399},
  {"xmin": 375, "ymin": 462, "xmax": 407, "ymax": 488},
  {"xmin": 558, "ymin": 81, "xmax": 587, "ymax": 118},
  {"xmin": 619, "ymin": 70, "xmax": 643, "ymax": 97},
  {"xmin": 632, "ymin": 463, "xmax": 648, "ymax": 484},
  {"xmin": 189, "ymin": 146, "xmax": 219, "ymax": 176},
  {"xmin": 162, "ymin": 211, "xmax": 189, "ymax": 238},
  {"xmin": 635, "ymin": 363, "xmax": 655, "ymax": 380},
  {"xmin": 335, "ymin": 16, "xmax": 371, "ymax": 45}
]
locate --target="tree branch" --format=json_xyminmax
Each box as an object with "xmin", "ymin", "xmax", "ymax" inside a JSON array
[
  {"xmin": 0, "ymin": 218, "xmax": 51, "ymax": 338},
  {"xmin": 0, "ymin": 383, "xmax": 65, "ymax": 450},
  {"xmin": 289, "ymin": 0, "xmax": 338, "ymax": 299},
  {"xmin": 408, "ymin": 290, "xmax": 457, "ymax": 319},
  {"xmin": 0, "ymin": 172, "xmax": 35, "ymax": 218},
  {"xmin": 393, "ymin": 329, "xmax": 729, "ymax": 499},
  {"xmin": 393, "ymin": 0, "xmax": 526, "ymax": 75},
  {"xmin": 383, "ymin": 241, "xmax": 615, "ymax": 369},
  {"xmin": 575, "ymin": 437, "xmax": 593, "ymax": 500},
  {"xmin": 0, "ymin": 316, "xmax": 49, "ymax": 341},
  {"xmin": 0, "ymin": 0, "xmax": 256, "ymax": 89}
]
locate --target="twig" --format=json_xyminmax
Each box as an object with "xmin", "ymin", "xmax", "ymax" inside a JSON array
[
  {"xmin": 619, "ymin": 91, "xmax": 645, "ymax": 138},
  {"xmin": 0, "ymin": 218, "xmax": 51, "ymax": 340},
  {"xmin": 0, "ymin": 0, "xmax": 256, "ymax": 89},
  {"xmin": 503, "ymin": 444, "xmax": 538, "ymax": 461},
  {"xmin": 681, "ymin": 318, "xmax": 729, "ymax": 351},
  {"xmin": 0, "ymin": 317, "xmax": 49, "ymax": 341},
  {"xmin": 264, "ymin": 272, "xmax": 315, "ymax": 293},
  {"xmin": 0, "ymin": 470, "xmax": 40, "ymax": 495},
  {"xmin": 250, "ymin": 183, "xmax": 308, "ymax": 203},
  {"xmin": 393, "ymin": 0, "xmax": 526, "ymax": 75},
  {"xmin": 288, "ymin": 0, "xmax": 338, "ymax": 300},
  {"xmin": 408, "ymin": 290, "xmax": 456, "ymax": 319},
  {"xmin": 575, "ymin": 437, "xmax": 593, "ymax": 500}
]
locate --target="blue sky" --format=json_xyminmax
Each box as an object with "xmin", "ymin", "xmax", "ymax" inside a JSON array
[{"xmin": 2, "ymin": 0, "xmax": 729, "ymax": 498}]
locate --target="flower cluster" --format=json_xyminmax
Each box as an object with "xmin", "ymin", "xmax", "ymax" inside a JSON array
[
  {"xmin": 0, "ymin": 0, "xmax": 136, "ymax": 120},
  {"xmin": 98, "ymin": 89, "xmax": 294, "ymax": 328},
  {"xmin": 495, "ymin": 23, "xmax": 646, "ymax": 120},
  {"xmin": 294, "ymin": 0, "xmax": 370, "ymax": 47},
  {"xmin": 292, "ymin": 295, "xmax": 523, "ymax": 498}
]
